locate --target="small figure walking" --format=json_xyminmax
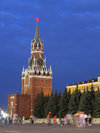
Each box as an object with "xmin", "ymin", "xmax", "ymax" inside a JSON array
[
  {"xmin": 22, "ymin": 116, "xmax": 25, "ymax": 124},
  {"xmin": 88, "ymin": 114, "xmax": 92, "ymax": 126},
  {"xmin": 53, "ymin": 116, "xmax": 56, "ymax": 124},
  {"xmin": 47, "ymin": 112, "xmax": 51, "ymax": 125}
]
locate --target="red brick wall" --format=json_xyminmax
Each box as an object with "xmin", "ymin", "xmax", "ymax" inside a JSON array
[
  {"xmin": 32, "ymin": 53, "xmax": 43, "ymax": 58},
  {"xmin": 8, "ymin": 94, "xmax": 31, "ymax": 118},
  {"xmin": 17, "ymin": 94, "xmax": 31, "ymax": 118},
  {"xmin": 21, "ymin": 74, "xmax": 52, "ymax": 115}
]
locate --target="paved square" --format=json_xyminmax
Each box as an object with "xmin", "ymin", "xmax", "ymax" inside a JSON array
[{"xmin": 0, "ymin": 124, "xmax": 100, "ymax": 133}]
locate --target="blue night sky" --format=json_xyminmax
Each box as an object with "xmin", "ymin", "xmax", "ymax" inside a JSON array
[{"xmin": 0, "ymin": 0, "xmax": 100, "ymax": 112}]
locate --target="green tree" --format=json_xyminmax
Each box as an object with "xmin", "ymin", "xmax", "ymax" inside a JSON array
[
  {"xmin": 34, "ymin": 93, "xmax": 41, "ymax": 117},
  {"xmin": 90, "ymin": 84, "xmax": 95, "ymax": 101},
  {"xmin": 44, "ymin": 95, "xmax": 49, "ymax": 117},
  {"xmin": 93, "ymin": 88, "xmax": 100, "ymax": 117},
  {"xmin": 79, "ymin": 85, "xmax": 95, "ymax": 115},
  {"xmin": 45, "ymin": 94, "xmax": 54, "ymax": 117},
  {"xmin": 52, "ymin": 89, "xmax": 59, "ymax": 117},
  {"xmin": 58, "ymin": 90, "xmax": 61, "ymax": 100},
  {"xmin": 58, "ymin": 88, "xmax": 70, "ymax": 117},
  {"xmin": 79, "ymin": 90, "xmax": 87, "ymax": 113},
  {"xmin": 87, "ymin": 84, "xmax": 95, "ymax": 115},
  {"xmin": 34, "ymin": 90, "xmax": 45, "ymax": 118},
  {"xmin": 45, "ymin": 89, "xmax": 59, "ymax": 117},
  {"xmin": 68, "ymin": 85, "xmax": 81, "ymax": 114},
  {"xmin": 40, "ymin": 90, "xmax": 45, "ymax": 117}
]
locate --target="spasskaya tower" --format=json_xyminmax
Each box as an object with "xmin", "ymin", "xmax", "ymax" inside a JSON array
[
  {"xmin": 8, "ymin": 18, "xmax": 52, "ymax": 117},
  {"xmin": 21, "ymin": 18, "xmax": 52, "ymax": 115}
]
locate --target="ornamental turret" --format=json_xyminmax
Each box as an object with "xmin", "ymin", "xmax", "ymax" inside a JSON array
[
  {"xmin": 21, "ymin": 18, "xmax": 52, "ymax": 115},
  {"xmin": 8, "ymin": 18, "xmax": 53, "ymax": 118}
]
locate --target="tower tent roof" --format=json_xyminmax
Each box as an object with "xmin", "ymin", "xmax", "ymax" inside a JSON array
[{"xmin": 34, "ymin": 22, "xmax": 41, "ymax": 41}]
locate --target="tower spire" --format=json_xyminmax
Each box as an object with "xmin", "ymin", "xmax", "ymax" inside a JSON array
[
  {"xmin": 34, "ymin": 17, "xmax": 41, "ymax": 41},
  {"xmin": 23, "ymin": 65, "xmax": 24, "ymax": 71}
]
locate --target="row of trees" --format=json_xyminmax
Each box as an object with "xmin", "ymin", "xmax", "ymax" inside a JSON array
[{"xmin": 34, "ymin": 85, "xmax": 100, "ymax": 118}]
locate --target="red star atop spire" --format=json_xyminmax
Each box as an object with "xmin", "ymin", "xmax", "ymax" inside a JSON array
[{"xmin": 35, "ymin": 17, "xmax": 40, "ymax": 22}]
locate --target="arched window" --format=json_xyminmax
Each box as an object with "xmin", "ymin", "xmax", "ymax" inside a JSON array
[
  {"xmin": 34, "ymin": 43, "xmax": 37, "ymax": 48},
  {"xmin": 39, "ymin": 71, "xmax": 41, "ymax": 75},
  {"xmin": 47, "ymin": 72, "xmax": 49, "ymax": 76},
  {"xmin": 43, "ymin": 72, "xmax": 45, "ymax": 76},
  {"xmin": 35, "ymin": 71, "xmax": 37, "ymax": 75},
  {"xmin": 39, "ymin": 43, "xmax": 41, "ymax": 48}
]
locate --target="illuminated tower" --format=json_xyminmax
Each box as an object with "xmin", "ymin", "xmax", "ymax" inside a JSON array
[{"xmin": 21, "ymin": 18, "xmax": 52, "ymax": 115}]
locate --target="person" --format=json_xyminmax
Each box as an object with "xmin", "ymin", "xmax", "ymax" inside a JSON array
[
  {"xmin": 8, "ymin": 116, "xmax": 10, "ymax": 124},
  {"xmin": 10, "ymin": 118, "xmax": 12, "ymax": 124},
  {"xmin": 22, "ymin": 116, "xmax": 25, "ymax": 124},
  {"xmin": 17, "ymin": 116, "xmax": 20, "ymax": 124},
  {"xmin": 60, "ymin": 118, "xmax": 63, "ymax": 126},
  {"xmin": 53, "ymin": 116, "xmax": 56, "ymax": 124},
  {"xmin": 4, "ymin": 118, "xmax": 7, "ymax": 124},
  {"xmin": 66, "ymin": 113, "xmax": 72, "ymax": 125},
  {"xmin": 63, "ymin": 116, "xmax": 66, "ymax": 125},
  {"xmin": 88, "ymin": 114, "xmax": 92, "ymax": 126},
  {"xmin": 47, "ymin": 112, "xmax": 51, "ymax": 125},
  {"xmin": 30, "ymin": 117, "xmax": 34, "ymax": 124},
  {"xmin": 73, "ymin": 112, "xmax": 80, "ymax": 127},
  {"xmin": 84, "ymin": 114, "xmax": 88, "ymax": 125},
  {"xmin": 56, "ymin": 118, "xmax": 60, "ymax": 124},
  {"xmin": 79, "ymin": 112, "xmax": 85, "ymax": 128},
  {"xmin": 19, "ymin": 118, "xmax": 22, "ymax": 123}
]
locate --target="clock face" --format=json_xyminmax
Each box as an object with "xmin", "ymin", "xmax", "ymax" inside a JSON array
[{"xmin": 37, "ymin": 58, "xmax": 43, "ymax": 67}]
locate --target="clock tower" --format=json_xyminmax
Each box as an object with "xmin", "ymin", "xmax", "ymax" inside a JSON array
[{"xmin": 21, "ymin": 18, "xmax": 52, "ymax": 115}]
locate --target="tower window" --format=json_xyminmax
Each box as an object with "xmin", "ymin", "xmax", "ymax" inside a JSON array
[
  {"xmin": 11, "ymin": 101, "xmax": 13, "ymax": 107},
  {"xmin": 39, "ymin": 43, "xmax": 41, "ymax": 48},
  {"xmin": 34, "ymin": 43, "xmax": 37, "ymax": 48},
  {"xmin": 39, "ymin": 71, "xmax": 41, "ymax": 75},
  {"xmin": 47, "ymin": 72, "xmax": 49, "ymax": 76},
  {"xmin": 43, "ymin": 72, "xmax": 45, "ymax": 76},
  {"xmin": 35, "ymin": 71, "xmax": 37, "ymax": 75}
]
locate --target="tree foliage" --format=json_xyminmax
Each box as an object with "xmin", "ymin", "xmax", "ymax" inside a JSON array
[
  {"xmin": 34, "ymin": 85, "xmax": 100, "ymax": 118},
  {"xmin": 93, "ymin": 89, "xmax": 100, "ymax": 117},
  {"xmin": 58, "ymin": 88, "xmax": 70, "ymax": 117},
  {"xmin": 79, "ymin": 85, "xmax": 95, "ymax": 115},
  {"xmin": 68, "ymin": 86, "xmax": 81, "ymax": 114},
  {"xmin": 34, "ymin": 90, "xmax": 45, "ymax": 118}
]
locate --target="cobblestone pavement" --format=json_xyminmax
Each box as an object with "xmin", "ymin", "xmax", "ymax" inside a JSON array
[{"xmin": 0, "ymin": 124, "xmax": 100, "ymax": 133}]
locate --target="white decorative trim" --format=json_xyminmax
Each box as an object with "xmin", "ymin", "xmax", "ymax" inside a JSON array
[
  {"xmin": 31, "ymin": 51, "xmax": 43, "ymax": 54},
  {"xmin": 9, "ymin": 107, "xmax": 15, "ymax": 109},
  {"xmin": 22, "ymin": 75, "xmax": 52, "ymax": 79},
  {"xmin": 30, "ymin": 76, "xmax": 52, "ymax": 79},
  {"xmin": 22, "ymin": 77, "xmax": 25, "ymax": 79}
]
